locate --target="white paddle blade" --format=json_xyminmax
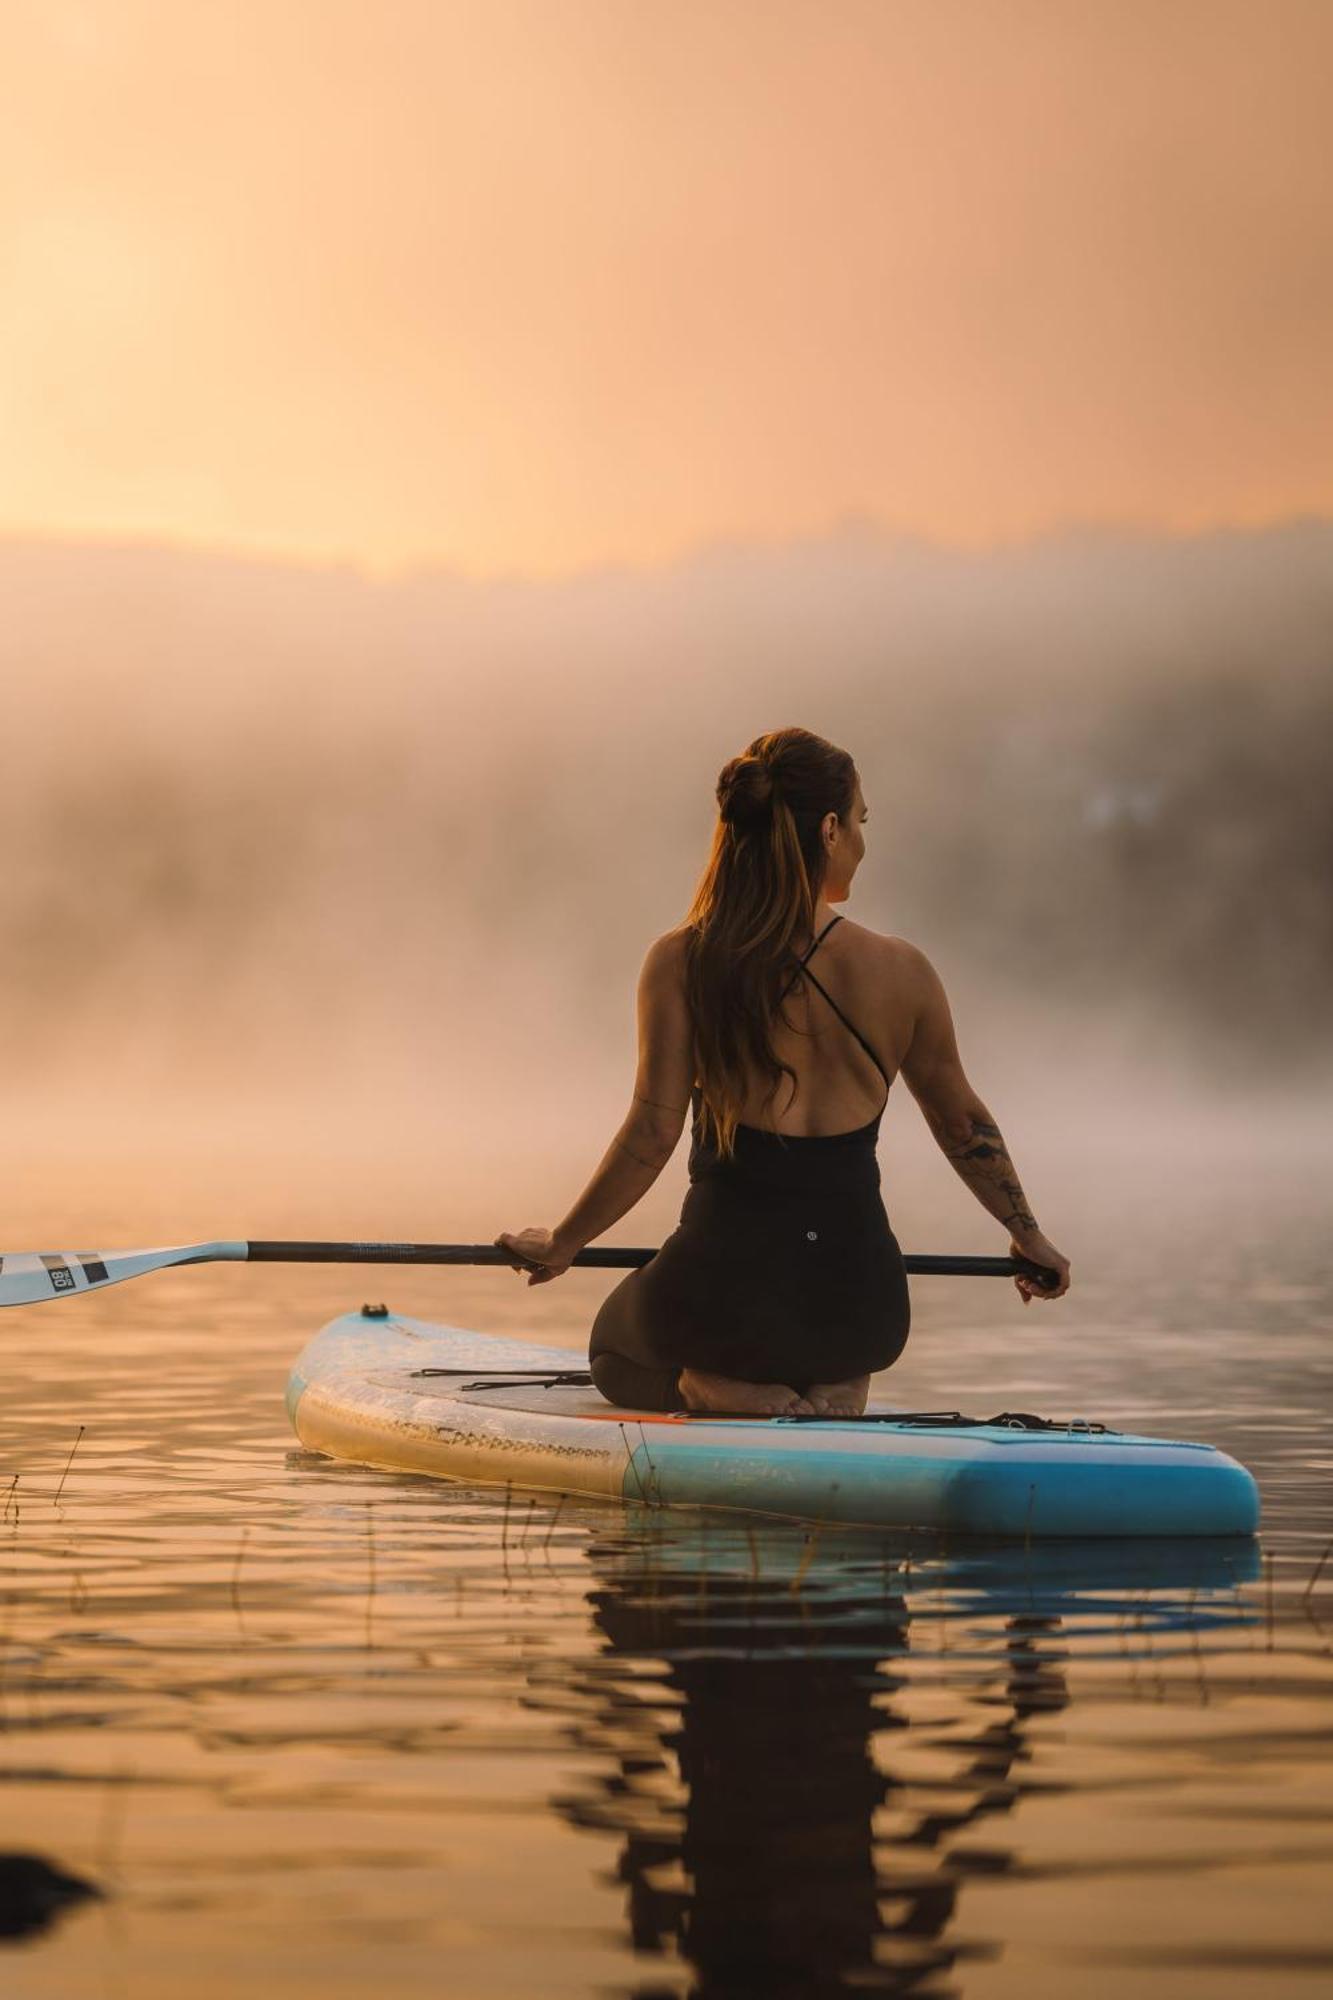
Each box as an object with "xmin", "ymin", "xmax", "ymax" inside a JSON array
[{"xmin": 0, "ymin": 1242, "xmax": 248, "ymax": 1309}]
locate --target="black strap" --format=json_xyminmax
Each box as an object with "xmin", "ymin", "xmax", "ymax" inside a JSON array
[
  {"xmin": 778, "ymin": 914, "xmax": 841, "ymax": 1003},
  {"xmin": 799, "ymin": 963, "xmax": 891, "ymax": 1094},
  {"xmin": 772, "ymin": 1410, "xmax": 1111, "ymax": 1431},
  {"xmin": 801, "ymin": 914, "xmax": 843, "ymax": 963},
  {"xmin": 781, "ymin": 914, "xmax": 891, "ymax": 1097},
  {"xmin": 413, "ymin": 1367, "xmax": 596, "ymax": 1389}
]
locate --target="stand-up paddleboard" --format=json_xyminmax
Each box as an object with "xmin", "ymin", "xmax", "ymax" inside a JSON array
[{"xmin": 287, "ymin": 1309, "xmax": 1260, "ymax": 1538}]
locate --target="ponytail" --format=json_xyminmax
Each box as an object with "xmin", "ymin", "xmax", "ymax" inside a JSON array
[{"xmin": 684, "ymin": 728, "xmax": 857, "ymax": 1158}]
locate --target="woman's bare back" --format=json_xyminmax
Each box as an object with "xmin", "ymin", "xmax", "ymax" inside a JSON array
[{"xmin": 669, "ymin": 906, "xmax": 917, "ymax": 1139}]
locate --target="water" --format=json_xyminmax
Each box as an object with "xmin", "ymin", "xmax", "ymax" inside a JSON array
[{"xmin": 3, "ymin": 1168, "xmax": 1332, "ymax": 1997}]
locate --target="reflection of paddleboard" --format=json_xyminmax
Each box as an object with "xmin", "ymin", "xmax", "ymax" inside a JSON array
[
  {"xmin": 287, "ymin": 1311, "xmax": 1261, "ymax": 1538},
  {"xmin": 609, "ymin": 1508, "xmax": 1262, "ymax": 1599}
]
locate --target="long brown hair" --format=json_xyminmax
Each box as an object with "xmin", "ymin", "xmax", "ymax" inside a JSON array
[{"xmin": 684, "ymin": 727, "xmax": 858, "ymax": 1158}]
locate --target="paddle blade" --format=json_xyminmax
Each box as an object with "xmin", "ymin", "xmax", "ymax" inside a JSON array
[{"xmin": 0, "ymin": 1242, "xmax": 247, "ymax": 1309}]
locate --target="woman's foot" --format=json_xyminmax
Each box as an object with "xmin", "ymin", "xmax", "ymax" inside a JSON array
[
  {"xmin": 804, "ymin": 1375, "xmax": 871, "ymax": 1418},
  {"xmin": 677, "ymin": 1368, "xmax": 814, "ymax": 1418}
]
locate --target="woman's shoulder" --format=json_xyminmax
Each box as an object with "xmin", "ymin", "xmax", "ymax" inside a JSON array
[
  {"xmin": 641, "ymin": 924, "xmax": 694, "ymax": 984},
  {"xmin": 646, "ymin": 917, "xmax": 933, "ymax": 976},
  {"xmin": 826, "ymin": 915, "xmax": 929, "ymax": 975}
]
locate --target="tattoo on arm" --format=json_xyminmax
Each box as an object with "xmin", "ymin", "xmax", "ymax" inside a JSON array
[
  {"xmin": 615, "ymin": 1096, "xmax": 686, "ymax": 1173},
  {"xmin": 941, "ymin": 1113, "xmax": 1038, "ymax": 1234},
  {"xmin": 634, "ymin": 1091, "xmax": 692, "ymax": 1116},
  {"xmin": 614, "ymin": 1134, "xmax": 664, "ymax": 1172}
]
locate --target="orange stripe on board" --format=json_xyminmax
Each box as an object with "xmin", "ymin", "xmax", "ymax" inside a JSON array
[{"xmin": 580, "ymin": 1408, "xmax": 694, "ymax": 1424}]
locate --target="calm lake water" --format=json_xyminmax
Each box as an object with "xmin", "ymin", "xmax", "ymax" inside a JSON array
[{"xmin": 4, "ymin": 1151, "xmax": 1332, "ymax": 1998}]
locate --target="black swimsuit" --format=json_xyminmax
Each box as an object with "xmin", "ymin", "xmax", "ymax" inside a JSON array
[{"xmin": 589, "ymin": 916, "xmax": 911, "ymax": 1410}]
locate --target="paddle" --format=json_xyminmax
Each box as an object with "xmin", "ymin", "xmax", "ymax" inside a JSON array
[{"xmin": 0, "ymin": 1240, "xmax": 1058, "ymax": 1309}]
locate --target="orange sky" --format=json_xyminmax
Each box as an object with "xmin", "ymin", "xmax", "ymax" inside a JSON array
[{"xmin": 2, "ymin": 0, "xmax": 1330, "ymax": 578}]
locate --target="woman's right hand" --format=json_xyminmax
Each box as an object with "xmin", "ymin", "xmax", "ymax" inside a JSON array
[
  {"xmin": 1010, "ymin": 1232, "xmax": 1070, "ymax": 1303},
  {"xmin": 493, "ymin": 1228, "xmax": 576, "ymax": 1286}
]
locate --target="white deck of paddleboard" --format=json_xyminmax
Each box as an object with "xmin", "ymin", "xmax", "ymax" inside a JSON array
[{"xmin": 285, "ymin": 1311, "xmax": 1261, "ymax": 1536}]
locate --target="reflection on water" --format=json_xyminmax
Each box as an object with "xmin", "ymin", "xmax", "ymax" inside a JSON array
[
  {"xmin": 2, "ymin": 1208, "xmax": 1332, "ymax": 1997},
  {"xmin": 554, "ymin": 1530, "xmax": 915, "ymax": 1992},
  {"xmin": 544, "ymin": 1525, "xmax": 1259, "ymax": 1997}
]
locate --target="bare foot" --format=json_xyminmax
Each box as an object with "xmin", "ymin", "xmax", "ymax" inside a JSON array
[
  {"xmin": 804, "ymin": 1375, "xmax": 871, "ymax": 1418},
  {"xmin": 678, "ymin": 1368, "xmax": 814, "ymax": 1418}
]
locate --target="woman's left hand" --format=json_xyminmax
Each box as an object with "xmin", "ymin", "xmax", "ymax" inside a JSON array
[{"xmin": 494, "ymin": 1229, "xmax": 576, "ymax": 1286}]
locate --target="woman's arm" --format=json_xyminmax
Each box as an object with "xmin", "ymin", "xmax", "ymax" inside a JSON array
[
  {"xmin": 495, "ymin": 934, "xmax": 694, "ymax": 1284},
  {"xmin": 898, "ymin": 945, "xmax": 1071, "ymax": 1302}
]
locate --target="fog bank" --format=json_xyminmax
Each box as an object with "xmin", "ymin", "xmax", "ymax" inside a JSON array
[{"xmin": 2, "ymin": 519, "xmax": 1329, "ymax": 1226}]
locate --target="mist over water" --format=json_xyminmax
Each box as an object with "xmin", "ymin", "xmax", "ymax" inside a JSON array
[
  {"xmin": 2, "ymin": 519, "xmax": 1330, "ymax": 1238},
  {"xmin": 4, "ymin": 528, "xmax": 1331, "ymax": 2000}
]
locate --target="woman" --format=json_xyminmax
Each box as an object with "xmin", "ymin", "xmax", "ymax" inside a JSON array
[{"xmin": 496, "ymin": 727, "xmax": 1070, "ymax": 1418}]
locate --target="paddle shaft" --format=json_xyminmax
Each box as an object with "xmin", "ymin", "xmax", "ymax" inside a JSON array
[
  {"xmin": 245, "ymin": 1241, "xmax": 1054, "ymax": 1284},
  {"xmin": 0, "ymin": 1238, "xmax": 1059, "ymax": 1309}
]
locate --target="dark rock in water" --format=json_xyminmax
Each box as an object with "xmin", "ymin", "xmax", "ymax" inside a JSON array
[{"xmin": 0, "ymin": 1852, "xmax": 103, "ymax": 1940}]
